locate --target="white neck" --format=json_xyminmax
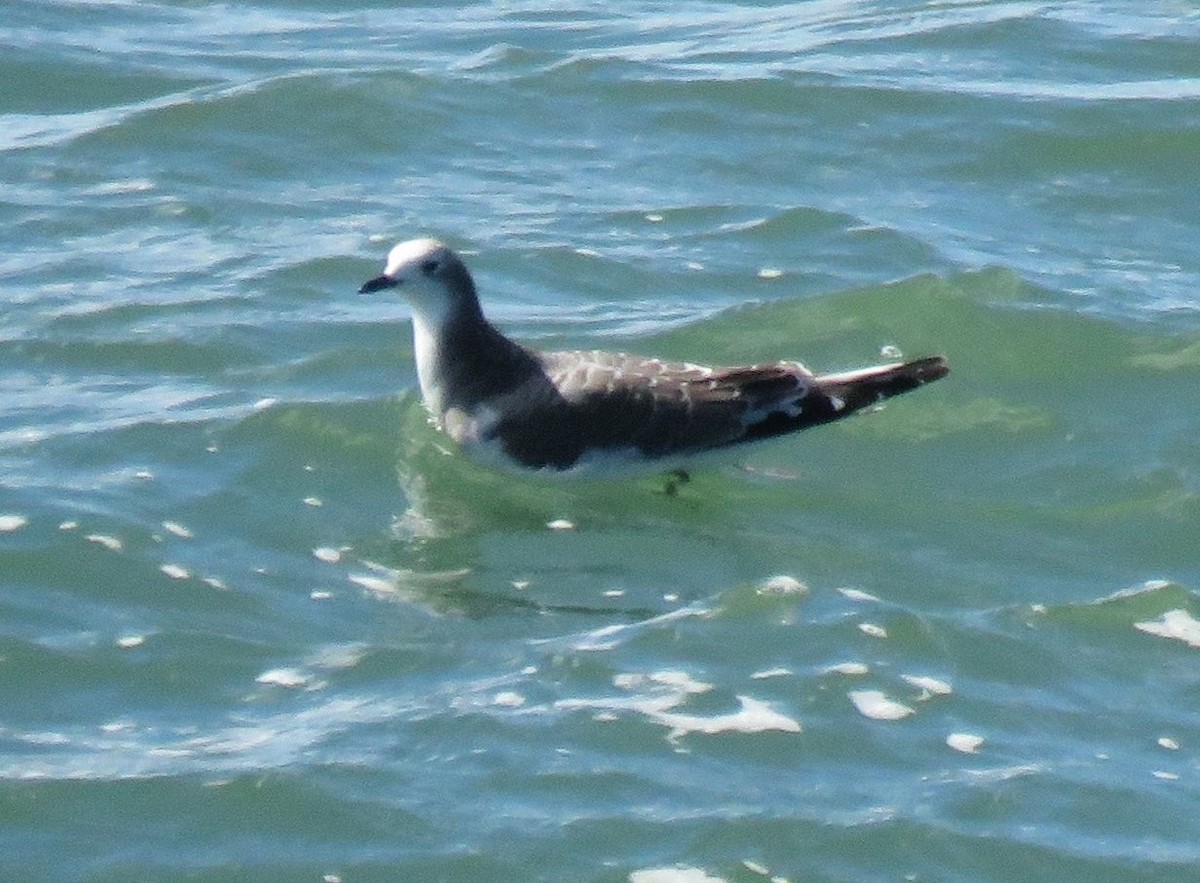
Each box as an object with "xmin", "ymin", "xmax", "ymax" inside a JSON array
[{"xmin": 409, "ymin": 299, "xmax": 453, "ymax": 417}]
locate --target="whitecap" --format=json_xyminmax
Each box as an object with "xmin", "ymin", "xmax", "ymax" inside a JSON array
[
  {"xmin": 751, "ymin": 667, "xmax": 792, "ymax": 680},
  {"xmin": 849, "ymin": 690, "xmax": 914, "ymax": 721},
  {"xmin": 947, "ymin": 732, "xmax": 985, "ymax": 754},
  {"xmin": 655, "ymin": 696, "xmax": 801, "ymax": 740},
  {"xmin": 839, "ymin": 588, "xmax": 882, "ymax": 603},
  {"xmin": 642, "ymin": 670, "xmax": 713, "ymax": 694},
  {"xmin": 630, "ymin": 868, "xmax": 726, "ymax": 883},
  {"xmin": 559, "ymin": 669, "xmax": 798, "ymax": 742},
  {"xmin": 633, "ymin": 863, "xmax": 724, "ymax": 878},
  {"xmin": 161, "ymin": 521, "xmax": 193, "ymax": 539},
  {"xmin": 1134, "ymin": 609, "xmax": 1200, "ymax": 648},
  {"xmin": 902, "ymin": 675, "xmax": 953, "ymax": 698},
  {"xmin": 85, "ymin": 534, "xmax": 123, "ymax": 552},
  {"xmin": 824, "ymin": 662, "xmax": 869, "ymax": 676},
  {"xmin": 493, "ymin": 691, "xmax": 525, "ymax": 708},
  {"xmin": 757, "ymin": 575, "xmax": 808, "ymax": 596},
  {"xmin": 255, "ymin": 668, "xmax": 309, "ymax": 689},
  {"xmin": 0, "ymin": 514, "xmax": 28, "ymax": 533}
]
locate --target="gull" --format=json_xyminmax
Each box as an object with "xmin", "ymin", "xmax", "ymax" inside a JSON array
[{"xmin": 360, "ymin": 238, "xmax": 948, "ymax": 478}]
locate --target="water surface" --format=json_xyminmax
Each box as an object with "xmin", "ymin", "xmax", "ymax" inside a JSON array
[{"xmin": 2, "ymin": 2, "xmax": 1199, "ymax": 881}]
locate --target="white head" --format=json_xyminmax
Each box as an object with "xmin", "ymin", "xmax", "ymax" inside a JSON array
[
  {"xmin": 360, "ymin": 238, "xmax": 487, "ymax": 414},
  {"xmin": 359, "ymin": 238, "xmax": 482, "ymax": 328}
]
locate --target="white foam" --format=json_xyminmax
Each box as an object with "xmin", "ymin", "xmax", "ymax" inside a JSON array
[
  {"xmin": 86, "ymin": 534, "xmax": 123, "ymax": 552},
  {"xmin": 313, "ymin": 547, "xmax": 342, "ymax": 563},
  {"xmin": 751, "ymin": 667, "xmax": 792, "ymax": 680},
  {"xmin": 493, "ymin": 691, "xmax": 525, "ymax": 708},
  {"xmin": 561, "ymin": 666, "xmax": 797, "ymax": 741},
  {"xmin": 162, "ymin": 521, "xmax": 193, "ymax": 539},
  {"xmin": 656, "ymin": 696, "xmax": 801, "ymax": 739},
  {"xmin": 630, "ymin": 868, "xmax": 726, "ymax": 883},
  {"xmin": 0, "ymin": 514, "xmax": 28, "ymax": 533},
  {"xmin": 349, "ymin": 563, "xmax": 472, "ymax": 605},
  {"xmin": 824, "ymin": 662, "xmax": 869, "ymax": 676},
  {"xmin": 849, "ymin": 690, "xmax": 914, "ymax": 721},
  {"xmin": 839, "ymin": 588, "xmax": 881, "ymax": 603},
  {"xmin": 947, "ymin": 732, "xmax": 985, "ymax": 754},
  {"xmin": 758, "ymin": 575, "xmax": 808, "ymax": 596},
  {"xmin": 646, "ymin": 670, "xmax": 713, "ymax": 694},
  {"xmin": 160, "ymin": 564, "xmax": 190, "ymax": 580},
  {"xmin": 858, "ymin": 622, "xmax": 888, "ymax": 639},
  {"xmin": 1135, "ymin": 609, "xmax": 1200, "ymax": 648},
  {"xmin": 536, "ymin": 603, "xmax": 709, "ymax": 653},
  {"xmin": 0, "ymin": 695, "xmax": 409, "ymax": 781},
  {"xmin": 1158, "ymin": 736, "xmax": 1180, "ymax": 751},
  {"xmin": 612, "ymin": 670, "xmax": 713, "ymax": 695},
  {"xmin": 85, "ymin": 178, "xmax": 155, "ymax": 195},
  {"xmin": 255, "ymin": 668, "xmax": 309, "ymax": 688},
  {"xmin": 348, "ymin": 573, "xmax": 395, "ymax": 596},
  {"xmin": 546, "ymin": 518, "xmax": 576, "ymax": 531},
  {"xmin": 902, "ymin": 675, "xmax": 953, "ymax": 698}
]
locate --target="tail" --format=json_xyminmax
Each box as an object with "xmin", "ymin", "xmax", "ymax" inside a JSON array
[
  {"xmin": 732, "ymin": 354, "xmax": 950, "ymax": 445},
  {"xmin": 814, "ymin": 355, "xmax": 949, "ymax": 416}
]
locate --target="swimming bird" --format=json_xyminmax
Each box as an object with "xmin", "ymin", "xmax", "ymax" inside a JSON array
[{"xmin": 360, "ymin": 238, "xmax": 948, "ymax": 477}]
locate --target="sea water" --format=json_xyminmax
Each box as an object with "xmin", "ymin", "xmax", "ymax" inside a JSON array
[{"xmin": 2, "ymin": 2, "xmax": 1199, "ymax": 880}]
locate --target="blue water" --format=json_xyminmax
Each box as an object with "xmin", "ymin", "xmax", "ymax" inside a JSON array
[{"xmin": 2, "ymin": 2, "xmax": 1200, "ymax": 881}]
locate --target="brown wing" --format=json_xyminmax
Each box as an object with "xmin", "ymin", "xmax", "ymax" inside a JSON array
[{"xmin": 483, "ymin": 351, "xmax": 815, "ymax": 468}]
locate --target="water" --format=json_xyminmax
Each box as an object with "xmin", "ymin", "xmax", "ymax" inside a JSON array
[{"xmin": 3, "ymin": 2, "xmax": 1199, "ymax": 880}]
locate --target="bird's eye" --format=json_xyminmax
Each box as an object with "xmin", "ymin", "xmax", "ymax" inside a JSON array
[{"xmin": 420, "ymin": 259, "xmax": 440, "ymax": 275}]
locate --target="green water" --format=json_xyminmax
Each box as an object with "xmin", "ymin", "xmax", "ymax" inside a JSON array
[{"xmin": 3, "ymin": 2, "xmax": 1200, "ymax": 881}]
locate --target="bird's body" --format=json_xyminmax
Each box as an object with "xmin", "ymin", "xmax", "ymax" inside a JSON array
[{"xmin": 360, "ymin": 238, "xmax": 949, "ymax": 475}]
